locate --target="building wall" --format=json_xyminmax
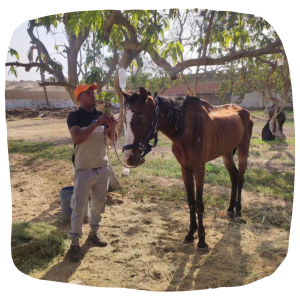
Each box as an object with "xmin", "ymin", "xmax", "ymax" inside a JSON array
[
  {"xmin": 5, "ymin": 98, "xmax": 76, "ymax": 109},
  {"xmin": 5, "ymin": 90, "xmax": 76, "ymax": 109},
  {"xmin": 230, "ymin": 91, "xmax": 293, "ymax": 109},
  {"xmin": 5, "ymin": 89, "xmax": 292, "ymax": 110},
  {"xmin": 5, "ymin": 90, "xmax": 71, "ymax": 100},
  {"xmin": 231, "ymin": 91, "xmax": 264, "ymax": 108}
]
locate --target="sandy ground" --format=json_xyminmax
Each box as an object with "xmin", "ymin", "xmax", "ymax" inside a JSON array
[{"xmin": 7, "ymin": 113, "xmax": 293, "ymax": 291}]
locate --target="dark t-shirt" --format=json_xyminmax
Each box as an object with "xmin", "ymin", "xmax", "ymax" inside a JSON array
[
  {"xmin": 67, "ymin": 107, "xmax": 104, "ymax": 129},
  {"xmin": 67, "ymin": 107, "xmax": 108, "ymax": 167}
]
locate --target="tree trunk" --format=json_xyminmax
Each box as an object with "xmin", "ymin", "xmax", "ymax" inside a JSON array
[
  {"xmin": 108, "ymin": 158, "xmax": 122, "ymax": 191},
  {"xmin": 36, "ymin": 50, "xmax": 51, "ymax": 108}
]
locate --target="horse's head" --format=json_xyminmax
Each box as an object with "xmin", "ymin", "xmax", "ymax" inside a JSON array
[{"xmin": 122, "ymin": 87, "xmax": 157, "ymax": 167}]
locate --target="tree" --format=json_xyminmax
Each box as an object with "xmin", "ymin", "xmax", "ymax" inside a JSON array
[
  {"xmin": 6, "ymin": 9, "xmax": 287, "ymax": 149},
  {"xmin": 215, "ymin": 56, "xmax": 291, "ymax": 140}
]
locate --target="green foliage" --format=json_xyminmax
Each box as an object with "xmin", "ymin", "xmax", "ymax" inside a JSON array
[
  {"xmin": 85, "ymin": 66, "xmax": 103, "ymax": 84},
  {"xmin": 8, "ymin": 66, "xmax": 17, "ymax": 77},
  {"xmin": 8, "ymin": 48, "xmax": 19, "ymax": 60},
  {"xmin": 9, "ymin": 9, "xmax": 285, "ymax": 109},
  {"xmin": 161, "ymin": 41, "xmax": 184, "ymax": 64},
  {"xmin": 127, "ymin": 71, "xmax": 173, "ymax": 93},
  {"xmin": 216, "ymin": 56, "xmax": 290, "ymax": 102},
  {"xmin": 96, "ymin": 91, "xmax": 118, "ymax": 104}
]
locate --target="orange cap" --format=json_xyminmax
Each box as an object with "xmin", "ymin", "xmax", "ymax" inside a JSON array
[{"xmin": 74, "ymin": 83, "xmax": 97, "ymax": 100}]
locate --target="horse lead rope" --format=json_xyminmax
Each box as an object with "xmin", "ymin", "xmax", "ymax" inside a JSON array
[{"xmin": 112, "ymin": 120, "xmax": 139, "ymax": 169}]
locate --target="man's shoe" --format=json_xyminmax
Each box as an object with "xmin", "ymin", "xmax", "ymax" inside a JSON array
[
  {"xmin": 88, "ymin": 231, "xmax": 108, "ymax": 247},
  {"xmin": 69, "ymin": 245, "xmax": 81, "ymax": 262}
]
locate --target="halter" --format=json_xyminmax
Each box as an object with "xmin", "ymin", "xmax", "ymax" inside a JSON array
[{"xmin": 122, "ymin": 96, "xmax": 160, "ymax": 159}]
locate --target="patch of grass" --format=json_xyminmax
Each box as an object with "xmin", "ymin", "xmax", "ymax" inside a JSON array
[
  {"xmin": 245, "ymin": 168, "xmax": 294, "ymax": 200},
  {"xmin": 11, "ymin": 222, "xmax": 69, "ymax": 274},
  {"xmin": 250, "ymin": 150, "xmax": 261, "ymax": 158},
  {"xmin": 157, "ymin": 133, "xmax": 173, "ymax": 148},
  {"xmin": 9, "ymin": 139, "xmax": 294, "ymax": 202},
  {"xmin": 8, "ymin": 140, "xmax": 72, "ymax": 164},
  {"xmin": 284, "ymin": 119, "xmax": 295, "ymax": 127},
  {"xmin": 251, "ymin": 138, "xmax": 295, "ymax": 147},
  {"xmin": 110, "ymin": 148, "xmax": 294, "ymax": 201}
]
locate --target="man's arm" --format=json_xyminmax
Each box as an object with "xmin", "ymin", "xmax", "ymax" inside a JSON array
[
  {"xmin": 105, "ymin": 114, "xmax": 118, "ymax": 142},
  {"xmin": 69, "ymin": 114, "xmax": 113, "ymax": 145},
  {"xmin": 69, "ymin": 123, "xmax": 98, "ymax": 145}
]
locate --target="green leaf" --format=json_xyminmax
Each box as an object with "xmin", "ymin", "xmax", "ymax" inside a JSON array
[
  {"xmin": 8, "ymin": 48, "xmax": 19, "ymax": 60},
  {"xmin": 225, "ymin": 36, "xmax": 231, "ymax": 49},
  {"xmin": 131, "ymin": 60, "xmax": 138, "ymax": 68},
  {"xmin": 176, "ymin": 41, "xmax": 184, "ymax": 53},
  {"xmin": 171, "ymin": 47, "xmax": 178, "ymax": 64},
  {"xmin": 8, "ymin": 66, "xmax": 18, "ymax": 77},
  {"xmin": 44, "ymin": 16, "xmax": 51, "ymax": 33}
]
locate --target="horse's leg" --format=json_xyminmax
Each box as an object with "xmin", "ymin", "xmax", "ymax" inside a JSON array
[
  {"xmin": 172, "ymin": 144, "xmax": 197, "ymax": 242},
  {"xmin": 194, "ymin": 161, "xmax": 208, "ymax": 250},
  {"xmin": 222, "ymin": 151, "xmax": 238, "ymax": 219},
  {"xmin": 236, "ymin": 123, "xmax": 253, "ymax": 216},
  {"xmin": 181, "ymin": 166, "xmax": 197, "ymax": 242}
]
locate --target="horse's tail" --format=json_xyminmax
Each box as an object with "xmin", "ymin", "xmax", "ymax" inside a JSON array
[
  {"xmin": 233, "ymin": 147, "xmax": 237, "ymax": 156},
  {"xmin": 232, "ymin": 147, "xmax": 238, "ymax": 174}
]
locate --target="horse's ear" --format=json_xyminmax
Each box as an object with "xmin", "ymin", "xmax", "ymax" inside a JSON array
[
  {"xmin": 122, "ymin": 91, "xmax": 131, "ymax": 100},
  {"xmin": 139, "ymin": 87, "xmax": 148, "ymax": 102},
  {"xmin": 148, "ymin": 91, "xmax": 152, "ymax": 96}
]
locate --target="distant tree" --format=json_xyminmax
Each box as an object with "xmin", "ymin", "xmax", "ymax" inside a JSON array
[{"xmin": 216, "ymin": 56, "xmax": 291, "ymax": 140}]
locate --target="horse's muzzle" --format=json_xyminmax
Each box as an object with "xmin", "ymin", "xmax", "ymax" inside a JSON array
[{"xmin": 123, "ymin": 152, "xmax": 145, "ymax": 167}]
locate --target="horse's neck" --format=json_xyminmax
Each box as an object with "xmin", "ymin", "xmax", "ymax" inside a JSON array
[
  {"xmin": 156, "ymin": 97, "xmax": 183, "ymax": 142},
  {"xmin": 157, "ymin": 114, "xmax": 179, "ymax": 142}
]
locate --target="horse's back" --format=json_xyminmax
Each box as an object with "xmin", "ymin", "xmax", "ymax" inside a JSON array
[
  {"xmin": 197, "ymin": 101, "xmax": 252, "ymax": 160},
  {"xmin": 210, "ymin": 103, "xmax": 252, "ymax": 127}
]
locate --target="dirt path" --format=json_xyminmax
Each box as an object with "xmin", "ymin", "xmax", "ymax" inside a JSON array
[
  {"xmin": 7, "ymin": 112, "xmax": 294, "ymax": 290},
  {"xmin": 10, "ymin": 152, "xmax": 289, "ymax": 290}
]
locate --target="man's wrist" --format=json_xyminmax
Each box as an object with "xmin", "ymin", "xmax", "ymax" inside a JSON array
[{"xmin": 92, "ymin": 119, "xmax": 98, "ymax": 127}]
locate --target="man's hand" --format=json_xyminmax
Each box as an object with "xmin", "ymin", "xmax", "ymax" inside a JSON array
[{"xmin": 97, "ymin": 113, "xmax": 118, "ymax": 127}]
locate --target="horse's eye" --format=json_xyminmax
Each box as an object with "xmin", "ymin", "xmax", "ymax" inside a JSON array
[{"xmin": 138, "ymin": 115, "xmax": 144, "ymax": 124}]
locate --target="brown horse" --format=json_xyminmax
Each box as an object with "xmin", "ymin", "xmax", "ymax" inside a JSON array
[{"xmin": 122, "ymin": 87, "xmax": 253, "ymax": 251}]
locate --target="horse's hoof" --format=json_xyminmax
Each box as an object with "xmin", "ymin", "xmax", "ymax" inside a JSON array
[
  {"xmin": 197, "ymin": 243, "xmax": 209, "ymax": 253},
  {"xmin": 226, "ymin": 210, "xmax": 236, "ymax": 220},
  {"xmin": 184, "ymin": 235, "xmax": 195, "ymax": 243}
]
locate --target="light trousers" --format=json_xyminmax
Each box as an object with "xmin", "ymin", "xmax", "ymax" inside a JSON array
[{"xmin": 69, "ymin": 166, "xmax": 110, "ymax": 240}]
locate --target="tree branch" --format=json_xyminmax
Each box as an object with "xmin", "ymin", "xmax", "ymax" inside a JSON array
[
  {"xmin": 202, "ymin": 11, "xmax": 215, "ymax": 58},
  {"xmin": 256, "ymin": 56, "xmax": 276, "ymax": 69},
  {"xmin": 97, "ymin": 40, "xmax": 119, "ymax": 91},
  {"xmin": 38, "ymin": 81, "xmax": 76, "ymax": 88},
  {"xmin": 6, "ymin": 61, "xmax": 54, "ymax": 73},
  {"xmin": 123, "ymin": 39, "xmax": 283, "ymax": 80},
  {"xmin": 27, "ymin": 20, "xmax": 65, "ymax": 82}
]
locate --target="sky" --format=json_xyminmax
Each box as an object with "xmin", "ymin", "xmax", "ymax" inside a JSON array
[{"xmin": 1, "ymin": 1, "xmax": 300, "ymax": 300}]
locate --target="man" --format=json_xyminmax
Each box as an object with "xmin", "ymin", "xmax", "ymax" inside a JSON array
[{"xmin": 67, "ymin": 83, "xmax": 118, "ymax": 262}]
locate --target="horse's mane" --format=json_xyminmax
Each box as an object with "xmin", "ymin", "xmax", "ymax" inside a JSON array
[
  {"xmin": 156, "ymin": 95, "xmax": 202, "ymax": 136},
  {"xmin": 125, "ymin": 91, "xmax": 207, "ymax": 136}
]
